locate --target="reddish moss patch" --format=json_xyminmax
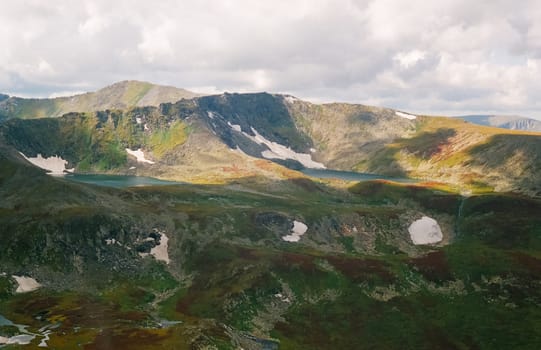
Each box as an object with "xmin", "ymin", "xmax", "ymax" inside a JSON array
[
  {"xmin": 272, "ymin": 252, "xmax": 318, "ymax": 273},
  {"xmin": 84, "ymin": 328, "xmax": 170, "ymax": 350},
  {"xmin": 509, "ymin": 252, "xmax": 541, "ymax": 277},
  {"xmin": 327, "ymin": 256, "xmax": 395, "ymax": 283},
  {"xmin": 408, "ymin": 251, "xmax": 453, "ymax": 282}
]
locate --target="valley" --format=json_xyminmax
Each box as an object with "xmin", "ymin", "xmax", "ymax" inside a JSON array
[{"xmin": 0, "ymin": 82, "xmax": 540, "ymax": 349}]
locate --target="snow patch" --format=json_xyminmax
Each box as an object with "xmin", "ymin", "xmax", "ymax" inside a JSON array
[
  {"xmin": 207, "ymin": 111, "xmax": 216, "ymax": 119},
  {"xmin": 243, "ymin": 127, "xmax": 326, "ymax": 169},
  {"xmin": 282, "ymin": 220, "xmax": 308, "ymax": 242},
  {"xmin": 408, "ymin": 216, "xmax": 443, "ymax": 245},
  {"xmin": 12, "ymin": 275, "xmax": 41, "ymax": 293},
  {"xmin": 395, "ymin": 111, "xmax": 417, "ymax": 120},
  {"xmin": 126, "ymin": 148, "xmax": 155, "ymax": 164},
  {"xmin": 19, "ymin": 152, "xmax": 74, "ymax": 174},
  {"xmin": 139, "ymin": 232, "xmax": 170, "ymax": 264},
  {"xmin": 135, "ymin": 117, "xmax": 143, "ymax": 124},
  {"xmin": 144, "ymin": 123, "xmax": 150, "ymax": 131},
  {"xmin": 227, "ymin": 121, "xmax": 242, "ymax": 132},
  {"xmin": 284, "ymin": 95, "xmax": 298, "ymax": 104},
  {"xmin": 3, "ymin": 334, "xmax": 34, "ymax": 345},
  {"xmin": 150, "ymin": 233, "xmax": 170, "ymax": 264},
  {"xmin": 38, "ymin": 331, "xmax": 51, "ymax": 347}
]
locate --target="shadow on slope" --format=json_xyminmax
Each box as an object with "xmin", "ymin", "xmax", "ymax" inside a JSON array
[
  {"xmin": 467, "ymin": 134, "xmax": 541, "ymax": 196},
  {"xmin": 363, "ymin": 128, "xmax": 457, "ymax": 177}
]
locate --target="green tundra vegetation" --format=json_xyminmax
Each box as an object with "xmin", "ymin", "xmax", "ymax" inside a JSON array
[{"xmin": 0, "ymin": 84, "xmax": 540, "ymax": 349}]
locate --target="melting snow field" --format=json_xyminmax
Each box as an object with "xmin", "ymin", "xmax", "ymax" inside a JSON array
[
  {"xmin": 19, "ymin": 152, "xmax": 74, "ymax": 174},
  {"xmin": 282, "ymin": 220, "xmax": 308, "ymax": 242},
  {"xmin": 12, "ymin": 275, "xmax": 41, "ymax": 293},
  {"xmin": 150, "ymin": 233, "xmax": 170, "ymax": 264},
  {"xmin": 0, "ymin": 314, "xmax": 54, "ymax": 347},
  {"xmin": 125, "ymin": 148, "xmax": 155, "ymax": 164},
  {"xmin": 227, "ymin": 121, "xmax": 242, "ymax": 132},
  {"xmin": 395, "ymin": 111, "xmax": 417, "ymax": 120},
  {"xmin": 408, "ymin": 216, "xmax": 443, "ymax": 245},
  {"xmin": 238, "ymin": 127, "xmax": 325, "ymax": 169},
  {"xmin": 140, "ymin": 232, "xmax": 170, "ymax": 264}
]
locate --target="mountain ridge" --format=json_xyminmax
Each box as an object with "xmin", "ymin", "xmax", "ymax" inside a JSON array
[
  {"xmin": 0, "ymin": 80, "xmax": 201, "ymax": 120},
  {"xmin": 456, "ymin": 114, "xmax": 541, "ymax": 132},
  {"xmin": 1, "ymin": 90, "xmax": 540, "ymax": 197},
  {"xmin": 1, "ymin": 83, "xmax": 541, "ymax": 349}
]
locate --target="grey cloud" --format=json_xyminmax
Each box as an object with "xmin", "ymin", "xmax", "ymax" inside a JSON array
[{"xmin": 0, "ymin": 0, "xmax": 540, "ymax": 119}]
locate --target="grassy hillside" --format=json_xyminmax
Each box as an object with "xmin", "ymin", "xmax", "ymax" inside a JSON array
[
  {"xmin": 0, "ymin": 99, "xmax": 304, "ymax": 184},
  {"xmin": 0, "ymin": 80, "xmax": 199, "ymax": 120},
  {"xmin": 1, "ymin": 152, "xmax": 541, "ymax": 348},
  {"xmin": 357, "ymin": 117, "xmax": 541, "ymax": 196},
  {"xmin": 1, "ymin": 90, "xmax": 540, "ymax": 195}
]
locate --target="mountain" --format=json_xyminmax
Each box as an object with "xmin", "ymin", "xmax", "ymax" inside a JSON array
[
  {"xmin": 1, "ymin": 84, "xmax": 541, "ymax": 348},
  {"xmin": 457, "ymin": 114, "xmax": 541, "ymax": 132},
  {"xmin": 1, "ymin": 136, "xmax": 541, "ymax": 349},
  {"xmin": 1, "ymin": 91, "xmax": 540, "ymax": 196},
  {"xmin": 0, "ymin": 80, "xmax": 200, "ymax": 120}
]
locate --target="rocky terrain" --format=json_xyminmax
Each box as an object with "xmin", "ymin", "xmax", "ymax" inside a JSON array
[{"xmin": 0, "ymin": 82, "xmax": 540, "ymax": 349}]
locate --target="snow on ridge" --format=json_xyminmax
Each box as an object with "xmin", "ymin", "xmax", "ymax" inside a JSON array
[
  {"xmin": 126, "ymin": 148, "xmax": 155, "ymax": 164},
  {"xmin": 408, "ymin": 216, "xmax": 443, "ymax": 245},
  {"xmin": 227, "ymin": 121, "xmax": 242, "ymax": 132},
  {"xmin": 19, "ymin": 152, "xmax": 74, "ymax": 175},
  {"xmin": 12, "ymin": 275, "xmax": 41, "ymax": 293},
  {"xmin": 284, "ymin": 95, "xmax": 299, "ymax": 104},
  {"xmin": 242, "ymin": 127, "xmax": 326, "ymax": 169},
  {"xmin": 395, "ymin": 111, "xmax": 417, "ymax": 120},
  {"xmin": 282, "ymin": 220, "xmax": 308, "ymax": 242}
]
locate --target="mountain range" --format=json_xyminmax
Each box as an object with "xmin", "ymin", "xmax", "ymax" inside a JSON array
[
  {"xmin": 1, "ymin": 81, "xmax": 541, "ymax": 349},
  {"xmin": 1, "ymin": 81, "xmax": 539, "ymax": 196},
  {"xmin": 456, "ymin": 114, "xmax": 541, "ymax": 132}
]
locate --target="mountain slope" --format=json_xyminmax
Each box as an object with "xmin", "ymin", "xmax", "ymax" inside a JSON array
[
  {"xmin": 1, "ymin": 90, "xmax": 540, "ymax": 196},
  {"xmin": 194, "ymin": 93, "xmax": 541, "ymax": 196},
  {"xmin": 1, "ymin": 87, "xmax": 541, "ymax": 348},
  {"xmin": 358, "ymin": 117, "xmax": 541, "ymax": 196},
  {"xmin": 0, "ymin": 80, "xmax": 200, "ymax": 120},
  {"xmin": 2, "ymin": 147, "xmax": 541, "ymax": 348},
  {"xmin": 457, "ymin": 115, "xmax": 541, "ymax": 132},
  {"xmin": 0, "ymin": 99, "xmax": 302, "ymax": 184}
]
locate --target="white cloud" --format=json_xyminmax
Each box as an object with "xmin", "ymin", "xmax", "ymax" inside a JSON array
[
  {"xmin": 394, "ymin": 50, "xmax": 427, "ymax": 69},
  {"xmin": 0, "ymin": 0, "xmax": 540, "ymax": 119}
]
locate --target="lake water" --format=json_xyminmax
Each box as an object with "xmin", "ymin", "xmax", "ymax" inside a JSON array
[
  {"xmin": 63, "ymin": 174, "xmax": 182, "ymax": 188},
  {"xmin": 301, "ymin": 168, "xmax": 416, "ymax": 183},
  {"xmin": 62, "ymin": 169, "xmax": 414, "ymax": 189}
]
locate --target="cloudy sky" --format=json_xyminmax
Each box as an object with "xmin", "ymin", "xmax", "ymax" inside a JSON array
[{"xmin": 1, "ymin": 0, "xmax": 541, "ymax": 119}]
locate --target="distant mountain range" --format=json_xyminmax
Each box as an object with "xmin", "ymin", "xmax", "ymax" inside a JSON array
[
  {"xmin": 456, "ymin": 114, "xmax": 541, "ymax": 132},
  {"xmin": 0, "ymin": 81, "xmax": 539, "ymax": 197}
]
